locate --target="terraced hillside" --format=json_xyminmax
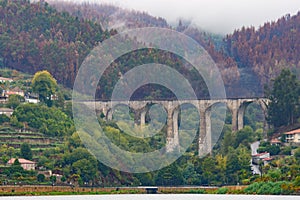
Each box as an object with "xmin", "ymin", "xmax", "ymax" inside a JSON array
[{"xmin": 0, "ymin": 131, "xmax": 63, "ymax": 153}]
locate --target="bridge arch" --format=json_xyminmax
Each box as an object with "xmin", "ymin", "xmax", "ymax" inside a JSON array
[
  {"xmin": 82, "ymin": 98, "xmax": 270, "ymax": 157},
  {"xmin": 237, "ymin": 99, "xmax": 269, "ymax": 134}
]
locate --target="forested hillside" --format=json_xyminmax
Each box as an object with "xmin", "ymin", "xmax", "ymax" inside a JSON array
[
  {"xmin": 0, "ymin": 0, "xmax": 240, "ymax": 99},
  {"xmin": 0, "ymin": 0, "xmax": 112, "ymax": 88},
  {"xmin": 1, "ymin": 1, "xmax": 300, "ymax": 99},
  {"xmin": 47, "ymin": 0, "xmax": 170, "ymax": 30},
  {"xmin": 47, "ymin": 0, "xmax": 241, "ymax": 97},
  {"xmin": 225, "ymin": 12, "xmax": 300, "ymax": 86}
]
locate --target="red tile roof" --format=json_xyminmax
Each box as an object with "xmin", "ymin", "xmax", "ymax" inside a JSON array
[
  {"xmin": 263, "ymin": 157, "xmax": 273, "ymax": 161},
  {"xmin": 252, "ymin": 152, "xmax": 269, "ymax": 157},
  {"xmin": 7, "ymin": 158, "xmax": 36, "ymax": 165},
  {"xmin": 284, "ymin": 128, "xmax": 300, "ymax": 135},
  {"xmin": 270, "ymin": 138, "xmax": 281, "ymax": 143}
]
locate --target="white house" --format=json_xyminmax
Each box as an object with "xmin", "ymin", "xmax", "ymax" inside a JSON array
[
  {"xmin": 7, "ymin": 158, "xmax": 36, "ymax": 171},
  {"xmin": 0, "ymin": 108, "xmax": 13, "ymax": 117},
  {"xmin": 284, "ymin": 128, "xmax": 300, "ymax": 143},
  {"xmin": 252, "ymin": 152, "xmax": 271, "ymax": 165},
  {"xmin": 25, "ymin": 97, "xmax": 40, "ymax": 104},
  {"xmin": 0, "ymin": 77, "xmax": 13, "ymax": 83}
]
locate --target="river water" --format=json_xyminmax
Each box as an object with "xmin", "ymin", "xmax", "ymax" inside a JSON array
[{"xmin": 1, "ymin": 194, "xmax": 299, "ymax": 200}]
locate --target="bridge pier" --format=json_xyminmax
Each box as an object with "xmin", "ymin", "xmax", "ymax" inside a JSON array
[
  {"xmin": 166, "ymin": 102, "xmax": 180, "ymax": 152},
  {"xmin": 81, "ymin": 98, "xmax": 270, "ymax": 157},
  {"xmin": 140, "ymin": 109, "xmax": 147, "ymax": 128}
]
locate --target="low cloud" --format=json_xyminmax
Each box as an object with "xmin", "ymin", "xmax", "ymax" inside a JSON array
[{"xmin": 81, "ymin": 0, "xmax": 300, "ymax": 34}]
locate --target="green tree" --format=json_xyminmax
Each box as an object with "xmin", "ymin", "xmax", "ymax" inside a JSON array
[
  {"xmin": 226, "ymin": 147, "xmax": 240, "ymax": 184},
  {"xmin": 20, "ymin": 143, "xmax": 32, "ymax": 160},
  {"xmin": 50, "ymin": 175, "xmax": 57, "ymax": 184},
  {"xmin": 267, "ymin": 69, "xmax": 300, "ymax": 128},
  {"xmin": 0, "ymin": 114, "xmax": 10, "ymax": 124},
  {"xmin": 7, "ymin": 147, "xmax": 15, "ymax": 158},
  {"xmin": 5, "ymin": 159, "xmax": 24, "ymax": 178},
  {"xmin": 7, "ymin": 94, "xmax": 24, "ymax": 109},
  {"xmin": 201, "ymin": 156, "xmax": 217, "ymax": 185},
  {"xmin": 31, "ymin": 70, "xmax": 57, "ymax": 106},
  {"xmin": 72, "ymin": 158, "xmax": 97, "ymax": 183},
  {"xmin": 234, "ymin": 126, "xmax": 255, "ymax": 148},
  {"xmin": 14, "ymin": 103, "xmax": 74, "ymax": 137},
  {"xmin": 182, "ymin": 162, "xmax": 200, "ymax": 185},
  {"xmin": 155, "ymin": 163, "xmax": 183, "ymax": 186},
  {"xmin": 237, "ymin": 145, "xmax": 252, "ymax": 180},
  {"xmin": 37, "ymin": 174, "xmax": 45, "ymax": 182},
  {"xmin": 215, "ymin": 154, "xmax": 227, "ymax": 185}
]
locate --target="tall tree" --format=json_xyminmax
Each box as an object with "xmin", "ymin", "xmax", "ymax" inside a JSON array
[
  {"xmin": 31, "ymin": 70, "xmax": 57, "ymax": 106},
  {"xmin": 267, "ymin": 69, "xmax": 300, "ymax": 128},
  {"xmin": 20, "ymin": 143, "xmax": 32, "ymax": 160},
  {"xmin": 7, "ymin": 94, "xmax": 24, "ymax": 109}
]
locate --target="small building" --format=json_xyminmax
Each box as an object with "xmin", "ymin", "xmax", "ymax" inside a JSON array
[
  {"xmin": 0, "ymin": 96, "xmax": 8, "ymax": 102},
  {"xmin": 262, "ymin": 157, "xmax": 273, "ymax": 165},
  {"xmin": 5, "ymin": 86, "xmax": 25, "ymax": 97},
  {"xmin": 25, "ymin": 93, "xmax": 39, "ymax": 104},
  {"xmin": 252, "ymin": 152, "xmax": 270, "ymax": 165},
  {"xmin": 284, "ymin": 128, "xmax": 300, "ymax": 143},
  {"xmin": 25, "ymin": 97, "xmax": 40, "ymax": 104},
  {"xmin": 7, "ymin": 158, "xmax": 36, "ymax": 171},
  {"xmin": 37, "ymin": 170, "xmax": 52, "ymax": 178},
  {"xmin": 0, "ymin": 77, "xmax": 13, "ymax": 83},
  {"xmin": 0, "ymin": 108, "xmax": 13, "ymax": 117},
  {"xmin": 270, "ymin": 138, "xmax": 282, "ymax": 146}
]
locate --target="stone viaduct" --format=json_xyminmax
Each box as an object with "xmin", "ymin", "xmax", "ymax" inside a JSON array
[{"xmin": 80, "ymin": 98, "xmax": 269, "ymax": 156}]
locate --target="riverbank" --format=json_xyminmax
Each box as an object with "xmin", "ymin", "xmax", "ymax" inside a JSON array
[
  {"xmin": 0, "ymin": 184, "xmax": 298, "ymax": 196},
  {"xmin": 1, "ymin": 194, "xmax": 300, "ymax": 200},
  {"xmin": 0, "ymin": 185, "xmax": 239, "ymax": 196}
]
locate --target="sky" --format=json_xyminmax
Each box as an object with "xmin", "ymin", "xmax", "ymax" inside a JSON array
[{"xmin": 72, "ymin": 0, "xmax": 300, "ymax": 34}]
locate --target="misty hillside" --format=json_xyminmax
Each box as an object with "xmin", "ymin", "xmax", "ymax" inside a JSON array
[
  {"xmin": 47, "ymin": 0, "xmax": 241, "ymax": 97},
  {"xmin": 47, "ymin": 0, "xmax": 170, "ymax": 30},
  {"xmin": 0, "ymin": 0, "xmax": 299, "ymax": 98}
]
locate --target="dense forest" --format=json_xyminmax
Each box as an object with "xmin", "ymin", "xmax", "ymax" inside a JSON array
[
  {"xmin": 1, "ymin": 1, "xmax": 300, "ymax": 99},
  {"xmin": 225, "ymin": 12, "xmax": 300, "ymax": 86},
  {"xmin": 48, "ymin": 0, "xmax": 241, "ymax": 97},
  {"xmin": 0, "ymin": 0, "xmax": 241, "ymax": 99},
  {"xmin": 45, "ymin": 1, "xmax": 300, "ymax": 98},
  {"xmin": 0, "ymin": 0, "xmax": 112, "ymax": 88},
  {"xmin": 47, "ymin": 0, "xmax": 170, "ymax": 30}
]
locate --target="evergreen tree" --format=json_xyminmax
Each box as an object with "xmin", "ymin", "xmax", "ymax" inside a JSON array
[
  {"xmin": 267, "ymin": 69, "xmax": 300, "ymax": 128},
  {"xmin": 20, "ymin": 143, "xmax": 32, "ymax": 160}
]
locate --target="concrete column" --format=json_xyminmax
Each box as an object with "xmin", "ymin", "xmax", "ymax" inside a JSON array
[
  {"xmin": 230, "ymin": 100, "xmax": 239, "ymax": 132},
  {"xmin": 166, "ymin": 107, "xmax": 174, "ymax": 152},
  {"xmin": 106, "ymin": 109, "xmax": 113, "ymax": 121},
  {"xmin": 238, "ymin": 104, "xmax": 246, "ymax": 131},
  {"xmin": 102, "ymin": 104, "xmax": 108, "ymax": 119},
  {"xmin": 140, "ymin": 109, "xmax": 147, "ymax": 128},
  {"xmin": 205, "ymin": 109, "xmax": 212, "ymax": 154},
  {"xmin": 198, "ymin": 103, "xmax": 211, "ymax": 157},
  {"xmin": 173, "ymin": 108, "xmax": 179, "ymax": 151},
  {"xmin": 165, "ymin": 102, "xmax": 180, "ymax": 153}
]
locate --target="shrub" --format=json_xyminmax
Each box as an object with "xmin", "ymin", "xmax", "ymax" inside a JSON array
[
  {"xmin": 244, "ymin": 181, "xmax": 294, "ymax": 195},
  {"xmin": 216, "ymin": 187, "xmax": 228, "ymax": 194},
  {"xmin": 294, "ymin": 176, "xmax": 300, "ymax": 187},
  {"xmin": 0, "ymin": 114, "xmax": 10, "ymax": 124},
  {"xmin": 37, "ymin": 174, "xmax": 45, "ymax": 182}
]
